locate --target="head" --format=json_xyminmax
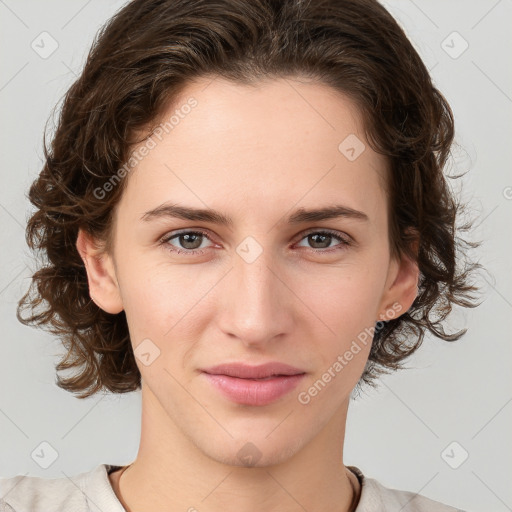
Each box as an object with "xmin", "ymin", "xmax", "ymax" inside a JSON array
[{"xmin": 18, "ymin": 0, "xmax": 481, "ymax": 462}]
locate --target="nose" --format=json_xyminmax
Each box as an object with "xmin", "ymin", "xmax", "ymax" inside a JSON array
[{"xmin": 216, "ymin": 246, "xmax": 294, "ymax": 349}]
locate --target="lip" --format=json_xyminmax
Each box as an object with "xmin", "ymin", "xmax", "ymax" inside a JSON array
[
  {"xmin": 201, "ymin": 362, "xmax": 306, "ymax": 406},
  {"xmin": 202, "ymin": 362, "xmax": 305, "ymax": 379}
]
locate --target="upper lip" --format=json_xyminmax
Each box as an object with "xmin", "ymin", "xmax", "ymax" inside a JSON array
[{"xmin": 202, "ymin": 362, "xmax": 305, "ymax": 379}]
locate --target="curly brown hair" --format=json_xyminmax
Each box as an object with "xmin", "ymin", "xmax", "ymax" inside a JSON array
[{"xmin": 17, "ymin": 0, "xmax": 483, "ymax": 399}]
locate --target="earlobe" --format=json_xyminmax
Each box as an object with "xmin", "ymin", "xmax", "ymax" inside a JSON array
[{"xmin": 76, "ymin": 228, "xmax": 124, "ymax": 314}]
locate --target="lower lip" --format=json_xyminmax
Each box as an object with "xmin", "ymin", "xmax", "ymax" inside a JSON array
[{"xmin": 202, "ymin": 372, "xmax": 306, "ymax": 406}]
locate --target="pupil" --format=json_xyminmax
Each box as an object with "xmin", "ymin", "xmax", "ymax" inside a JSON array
[
  {"xmin": 182, "ymin": 233, "xmax": 201, "ymax": 249},
  {"xmin": 310, "ymin": 234, "xmax": 330, "ymax": 248}
]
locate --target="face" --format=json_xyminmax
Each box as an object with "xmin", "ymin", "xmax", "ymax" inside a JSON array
[{"xmin": 79, "ymin": 76, "xmax": 418, "ymax": 467}]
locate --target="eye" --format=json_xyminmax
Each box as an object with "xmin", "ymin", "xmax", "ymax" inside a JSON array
[
  {"xmin": 294, "ymin": 229, "xmax": 352, "ymax": 253},
  {"xmin": 160, "ymin": 230, "xmax": 214, "ymax": 255},
  {"xmin": 159, "ymin": 228, "xmax": 352, "ymax": 256}
]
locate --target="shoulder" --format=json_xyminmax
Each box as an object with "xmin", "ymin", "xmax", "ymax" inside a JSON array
[
  {"xmin": 0, "ymin": 464, "xmax": 124, "ymax": 512},
  {"xmin": 349, "ymin": 466, "xmax": 466, "ymax": 512}
]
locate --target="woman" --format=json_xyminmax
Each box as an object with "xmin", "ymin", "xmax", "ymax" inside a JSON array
[{"xmin": 0, "ymin": 0, "xmax": 481, "ymax": 510}]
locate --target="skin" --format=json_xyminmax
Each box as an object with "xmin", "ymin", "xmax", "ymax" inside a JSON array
[{"xmin": 77, "ymin": 75, "xmax": 419, "ymax": 512}]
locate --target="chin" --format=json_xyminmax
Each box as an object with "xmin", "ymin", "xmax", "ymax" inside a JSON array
[{"xmin": 197, "ymin": 431, "xmax": 307, "ymax": 469}]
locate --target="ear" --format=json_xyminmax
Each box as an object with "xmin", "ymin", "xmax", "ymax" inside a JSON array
[
  {"xmin": 76, "ymin": 228, "xmax": 124, "ymax": 314},
  {"xmin": 377, "ymin": 235, "xmax": 419, "ymax": 322}
]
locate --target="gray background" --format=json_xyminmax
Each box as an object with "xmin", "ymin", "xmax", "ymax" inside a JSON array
[{"xmin": 0, "ymin": 1, "xmax": 511, "ymax": 511}]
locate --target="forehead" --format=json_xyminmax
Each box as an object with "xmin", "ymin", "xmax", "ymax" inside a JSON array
[{"xmin": 119, "ymin": 76, "xmax": 388, "ymax": 227}]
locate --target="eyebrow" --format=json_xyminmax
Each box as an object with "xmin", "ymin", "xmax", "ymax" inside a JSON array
[{"xmin": 140, "ymin": 202, "xmax": 369, "ymax": 226}]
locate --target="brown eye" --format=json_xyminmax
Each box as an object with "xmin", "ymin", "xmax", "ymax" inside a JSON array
[
  {"xmin": 296, "ymin": 230, "xmax": 351, "ymax": 252},
  {"xmin": 307, "ymin": 233, "xmax": 333, "ymax": 249},
  {"xmin": 175, "ymin": 233, "xmax": 204, "ymax": 250},
  {"xmin": 161, "ymin": 230, "xmax": 213, "ymax": 255}
]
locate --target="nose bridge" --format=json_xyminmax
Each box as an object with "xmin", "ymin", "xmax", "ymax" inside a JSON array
[
  {"xmin": 238, "ymin": 245, "xmax": 278, "ymax": 303},
  {"xmin": 218, "ymin": 240, "xmax": 290, "ymax": 343}
]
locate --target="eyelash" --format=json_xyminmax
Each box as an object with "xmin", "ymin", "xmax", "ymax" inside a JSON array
[{"xmin": 159, "ymin": 228, "xmax": 352, "ymax": 256}]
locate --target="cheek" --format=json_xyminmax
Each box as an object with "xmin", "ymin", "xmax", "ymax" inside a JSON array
[
  {"xmin": 296, "ymin": 264, "xmax": 382, "ymax": 331},
  {"xmin": 118, "ymin": 245, "xmax": 384, "ymax": 361},
  {"xmin": 292, "ymin": 265, "xmax": 381, "ymax": 375},
  {"xmin": 118, "ymin": 256, "xmax": 216, "ymax": 344}
]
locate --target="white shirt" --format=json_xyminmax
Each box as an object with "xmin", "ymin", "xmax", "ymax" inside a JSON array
[{"xmin": 0, "ymin": 463, "xmax": 465, "ymax": 511}]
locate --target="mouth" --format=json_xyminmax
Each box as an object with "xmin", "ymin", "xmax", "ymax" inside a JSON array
[
  {"xmin": 201, "ymin": 361, "xmax": 305, "ymax": 379},
  {"xmin": 200, "ymin": 362, "xmax": 306, "ymax": 406}
]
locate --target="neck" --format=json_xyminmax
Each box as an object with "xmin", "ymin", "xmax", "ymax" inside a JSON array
[{"xmin": 110, "ymin": 383, "xmax": 360, "ymax": 512}]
